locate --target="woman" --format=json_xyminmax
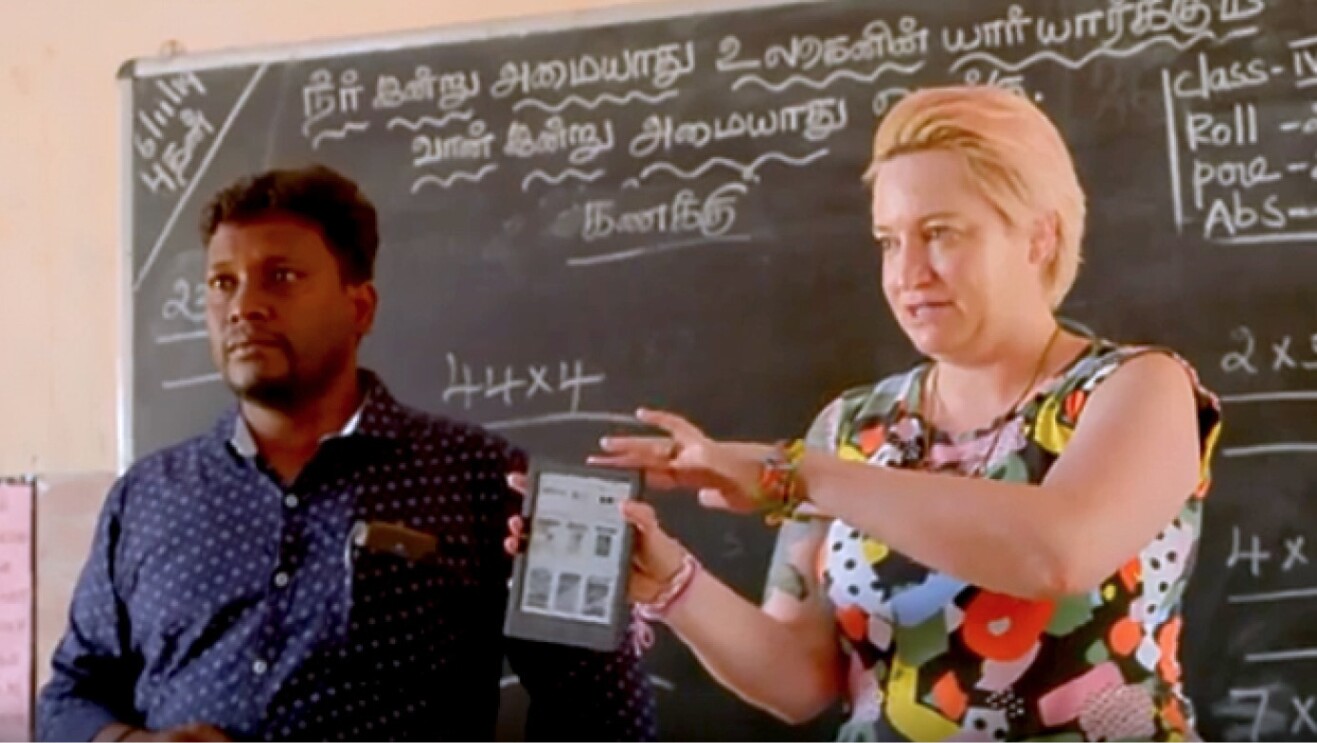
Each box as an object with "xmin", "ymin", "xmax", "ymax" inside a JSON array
[{"xmin": 509, "ymin": 85, "xmax": 1220, "ymax": 741}]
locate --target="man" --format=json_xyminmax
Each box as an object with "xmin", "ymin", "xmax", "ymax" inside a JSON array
[{"xmin": 38, "ymin": 165, "xmax": 656, "ymax": 741}]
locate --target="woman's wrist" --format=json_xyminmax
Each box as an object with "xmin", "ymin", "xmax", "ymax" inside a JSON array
[
  {"xmin": 751, "ymin": 439, "xmax": 810, "ymax": 525},
  {"xmin": 628, "ymin": 558, "xmax": 705, "ymax": 654},
  {"xmin": 635, "ymin": 552, "xmax": 701, "ymax": 621}
]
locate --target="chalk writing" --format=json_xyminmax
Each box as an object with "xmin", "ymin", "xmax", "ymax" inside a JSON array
[
  {"xmin": 1227, "ymin": 527, "xmax": 1312, "ymax": 578},
  {"xmin": 871, "ymin": 86, "xmax": 912, "ymax": 116},
  {"xmin": 629, "ymin": 97, "xmax": 847, "ymax": 157},
  {"xmin": 1184, "ymin": 102, "xmax": 1260, "ymax": 152},
  {"xmin": 1228, "ymin": 527, "xmax": 1273, "ymax": 577},
  {"xmin": 577, "ymin": 181, "xmax": 747, "ymax": 243},
  {"xmin": 958, "ymin": 67, "xmax": 1030, "ymax": 97},
  {"xmin": 714, "ymin": 17, "xmax": 929, "ymax": 74},
  {"xmin": 135, "ymin": 72, "xmax": 212, "ymax": 194},
  {"xmin": 490, "ymin": 42, "xmax": 695, "ymax": 99},
  {"xmin": 941, "ymin": 4, "xmax": 1035, "ymax": 55},
  {"xmin": 443, "ymin": 354, "xmax": 606, "ymax": 415},
  {"xmin": 505, "ymin": 117, "xmax": 616, "ymax": 164},
  {"xmin": 1221, "ymin": 326, "xmax": 1317, "ymax": 375},
  {"xmin": 373, "ymin": 66, "xmax": 481, "ymax": 111},
  {"xmin": 731, "ymin": 60, "xmax": 924, "ymax": 94},
  {"xmin": 1293, "ymin": 38, "xmax": 1317, "ymax": 88},
  {"xmin": 301, "ymin": 68, "xmax": 365, "ymax": 139},
  {"xmin": 514, "ymin": 89, "xmax": 677, "ymax": 113},
  {"xmin": 521, "ymin": 168, "xmax": 605, "ymax": 192},
  {"xmin": 640, "ymin": 148, "xmax": 828, "ymax": 184},
  {"xmin": 162, "ymin": 278, "xmax": 207, "ymax": 325},
  {"xmin": 1171, "ymin": 51, "xmax": 1276, "ymax": 102},
  {"xmin": 944, "ymin": 0, "xmax": 1252, "ymax": 76},
  {"xmin": 1224, "ymin": 686, "xmax": 1317, "ymax": 741},
  {"xmin": 412, "ymin": 120, "xmax": 495, "ymax": 166},
  {"xmin": 386, "ymin": 110, "xmax": 473, "ymax": 133},
  {"xmin": 410, "ymin": 164, "xmax": 499, "ymax": 193},
  {"xmin": 1191, "ymin": 154, "xmax": 1281, "ymax": 211}
]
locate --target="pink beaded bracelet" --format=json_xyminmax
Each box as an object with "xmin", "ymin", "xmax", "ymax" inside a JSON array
[
  {"xmin": 629, "ymin": 553, "xmax": 701, "ymax": 653},
  {"xmin": 636, "ymin": 553, "xmax": 701, "ymax": 620}
]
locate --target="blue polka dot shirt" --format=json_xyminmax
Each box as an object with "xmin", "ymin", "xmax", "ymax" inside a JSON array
[{"xmin": 37, "ymin": 372, "xmax": 656, "ymax": 741}]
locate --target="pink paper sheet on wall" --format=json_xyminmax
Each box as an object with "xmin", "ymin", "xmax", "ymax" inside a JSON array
[{"xmin": 0, "ymin": 481, "xmax": 34, "ymax": 742}]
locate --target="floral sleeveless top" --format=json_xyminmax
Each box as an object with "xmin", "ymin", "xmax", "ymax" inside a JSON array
[{"xmin": 810, "ymin": 337, "xmax": 1222, "ymax": 742}]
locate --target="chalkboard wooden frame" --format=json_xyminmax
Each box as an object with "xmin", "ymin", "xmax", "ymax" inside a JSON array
[
  {"xmin": 118, "ymin": 78, "xmax": 137, "ymax": 474},
  {"xmin": 119, "ymin": 0, "xmax": 814, "ymax": 78}
]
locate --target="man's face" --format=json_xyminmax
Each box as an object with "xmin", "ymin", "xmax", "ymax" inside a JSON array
[{"xmin": 204, "ymin": 215, "xmax": 376, "ymax": 408}]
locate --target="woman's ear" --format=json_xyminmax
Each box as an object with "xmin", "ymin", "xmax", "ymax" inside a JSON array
[{"xmin": 1028, "ymin": 212, "xmax": 1060, "ymax": 268}]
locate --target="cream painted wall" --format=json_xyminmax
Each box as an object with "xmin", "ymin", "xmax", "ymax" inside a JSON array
[{"xmin": 0, "ymin": 0, "xmax": 651, "ymax": 475}]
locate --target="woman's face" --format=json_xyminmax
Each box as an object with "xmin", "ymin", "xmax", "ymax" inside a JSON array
[{"xmin": 871, "ymin": 149, "xmax": 1045, "ymax": 361}]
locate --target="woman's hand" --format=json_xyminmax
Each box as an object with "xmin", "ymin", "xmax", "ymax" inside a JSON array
[
  {"xmin": 586, "ymin": 408, "xmax": 776, "ymax": 513},
  {"xmin": 503, "ymin": 472, "xmax": 689, "ymax": 602}
]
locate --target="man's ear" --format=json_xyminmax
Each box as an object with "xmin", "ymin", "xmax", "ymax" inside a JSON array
[{"xmin": 350, "ymin": 281, "xmax": 379, "ymax": 338}]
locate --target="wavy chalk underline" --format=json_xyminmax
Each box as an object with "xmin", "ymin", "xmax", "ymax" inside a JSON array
[
  {"xmin": 951, "ymin": 32, "xmax": 1211, "ymax": 73},
  {"xmin": 411, "ymin": 164, "xmax": 499, "ymax": 193},
  {"xmin": 386, "ymin": 110, "xmax": 474, "ymax": 132},
  {"xmin": 521, "ymin": 167, "xmax": 605, "ymax": 191},
  {"xmin": 732, "ymin": 60, "xmax": 924, "ymax": 93},
  {"xmin": 568, "ymin": 234, "xmax": 752, "ymax": 268},
  {"xmin": 641, "ymin": 148, "xmax": 829, "ymax": 183},
  {"xmin": 513, "ymin": 89, "xmax": 679, "ymax": 113},
  {"xmin": 311, "ymin": 121, "xmax": 369, "ymax": 149}
]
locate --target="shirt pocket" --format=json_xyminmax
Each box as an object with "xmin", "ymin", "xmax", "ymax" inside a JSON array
[{"xmin": 345, "ymin": 542, "xmax": 500, "ymax": 676}]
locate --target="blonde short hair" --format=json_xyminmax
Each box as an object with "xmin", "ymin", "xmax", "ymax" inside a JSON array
[{"xmin": 865, "ymin": 85, "xmax": 1086, "ymax": 308}]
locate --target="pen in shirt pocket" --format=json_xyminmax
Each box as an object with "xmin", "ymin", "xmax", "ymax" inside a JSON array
[{"xmin": 345, "ymin": 520, "xmax": 439, "ymax": 567}]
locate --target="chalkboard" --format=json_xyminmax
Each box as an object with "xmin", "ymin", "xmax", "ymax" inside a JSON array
[{"xmin": 119, "ymin": 0, "xmax": 1317, "ymax": 739}]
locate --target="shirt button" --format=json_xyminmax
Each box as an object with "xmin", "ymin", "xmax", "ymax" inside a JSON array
[
  {"xmin": 284, "ymin": 494, "xmax": 299, "ymax": 509},
  {"xmin": 273, "ymin": 572, "xmax": 290, "ymax": 588},
  {"xmin": 252, "ymin": 659, "xmax": 268, "ymax": 675}
]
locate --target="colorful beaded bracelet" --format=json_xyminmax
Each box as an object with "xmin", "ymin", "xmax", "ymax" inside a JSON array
[{"xmin": 751, "ymin": 438, "xmax": 809, "ymax": 525}]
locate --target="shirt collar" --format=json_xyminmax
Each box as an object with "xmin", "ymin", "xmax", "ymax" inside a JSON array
[
  {"xmin": 225, "ymin": 370, "xmax": 402, "ymax": 460},
  {"xmin": 849, "ymin": 364, "xmax": 924, "ymax": 427}
]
